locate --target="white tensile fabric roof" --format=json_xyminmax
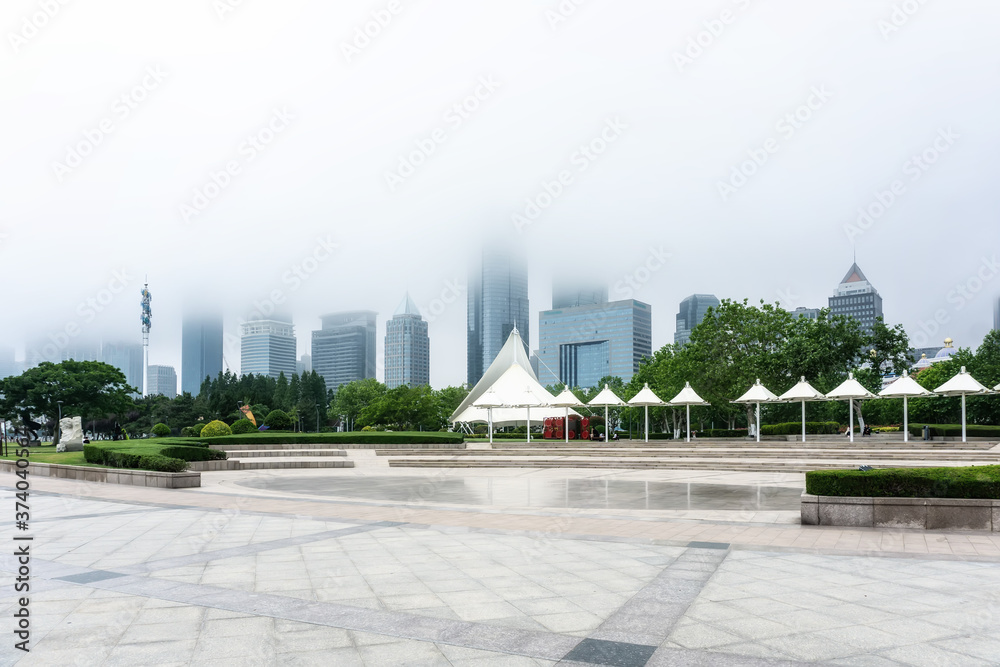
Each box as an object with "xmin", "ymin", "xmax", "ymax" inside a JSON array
[
  {"xmin": 451, "ymin": 329, "xmax": 576, "ymax": 426},
  {"xmin": 778, "ymin": 377, "xmax": 826, "ymax": 402},
  {"xmin": 550, "ymin": 387, "xmax": 582, "ymax": 408},
  {"xmin": 589, "ymin": 384, "xmax": 626, "ymax": 407},
  {"xmin": 733, "ymin": 379, "xmax": 779, "ymax": 404},
  {"xmin": 629, "ymin": 383, "xmax": 665, "ymax": 406},
  {"xmin": 879, "ymin": 371, "xmax": 934, "ymax": 398},
  {"xmin": 826, "ymin": 373, "xmax": 876, "ymax": 400},
  {"xmin": 668, "ymin": 382, "xmax": 709, "ymax": 406},
  {"xmin": 934, "ymin": 366, "xmax": 989, "ymax": 396}
]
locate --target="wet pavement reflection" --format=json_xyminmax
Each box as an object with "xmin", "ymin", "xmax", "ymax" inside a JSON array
[{"xmin": 236, "ymin": 475, "xmax": 802, "ymax": 510}]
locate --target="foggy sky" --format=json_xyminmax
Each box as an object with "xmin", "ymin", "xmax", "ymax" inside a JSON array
[{"xmin": 2, "ymin": 0, "xmax": 998, "ymax": 389}]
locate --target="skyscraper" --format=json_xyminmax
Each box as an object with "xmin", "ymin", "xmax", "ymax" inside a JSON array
[
  {"xmin": 994, "ymin": 295, "xmax": 1000, "ymax": 331},
  {"xmin": 101, "ymin": 341, "xmax": 144, "ymax": 395},
  {"xmin": 240, "ymin": 320, "xmax": 296, "ymax": 380},
  {"xmin": 385, "ymin": 294, "xmax": 430, "ymax": 389},
  {"xmin": 311, "ymin": 311, "xmax": 377, "ymax": 392},
  {"xmin": 537, "ymin": 299, "xmax": 652, "ymax": 388},
  {"xmin": 146, "ymin": 364, "xmax": 177, "ymax": 398},
  {"xmin": 551, "ymin": 277, "xmax": 608, "ymax": 309},
  {"xmin": 467, "ymin": 245, "xmax": 529, "ymax": 386},
  {"xmin": 674, "ymin": 294, "xmax": 720, "ymax": 346},
  {"xmin": 182, "ymin": 314, "xmax": 223, "ymax": 395},
  {"xmin": 0, "ymin": 346, "xmax": 15, "ymax": 380},
  {"xmin": 828, "ymin": 263, "xmax": 883, "ymax": 335}
]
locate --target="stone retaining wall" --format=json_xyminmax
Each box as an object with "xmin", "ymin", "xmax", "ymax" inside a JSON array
[
  {"xmin": 0, "ymin": 460, "xmax": 200, "ymax": 488},
  {"xmin": 802, "ymin": 493, "xmax": 1000, "ymax": 531}
]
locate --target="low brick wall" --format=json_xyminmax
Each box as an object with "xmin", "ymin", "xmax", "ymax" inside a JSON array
[
  {"xmin": 802, "ymin": 493, "xmax": 1000, "ymax": 531},
  {"xmin": 0, "ymin": 460, "xmax": 200, "ymax": 488}
]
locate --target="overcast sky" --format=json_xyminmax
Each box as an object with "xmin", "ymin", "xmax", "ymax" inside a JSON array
[{"xmin": 2, "ymin": 0, "xmax": 998, "ymax": 388}]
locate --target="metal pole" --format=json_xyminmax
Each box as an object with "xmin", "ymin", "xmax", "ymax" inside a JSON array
[
  {"xmin": 961, "ymin": 394, "xmax": 967, "ymax": 443},
  {"xmin": 645, "ymin": 405, "xmax": 649, "ymax": 443},
  {"xmin": 756, "ymin": 402, "xmax": 761, "ymax": 443},
  {"xmin": 488, "ymin": 408, "xmax": 493, "ymax": 444},
  {"xmin": 801, "ymin": 400, "xmax": 806, "ymax": 443},
  {"xmin": 903, "ymin": 396, "xmax": 909, "ymax": 443},
  {"xmin": 849, "ymin": 398, "xmax": 854, "ymax": 443},
  {"xmin": 605, "ymin": 405, "xmax": 609, "ymax": 443},
  {"xmin": 686, "ymin": 404, "xmax": 691, "ymax": 443},
  {"xmin": 564, "ymin": 406, "xmax": 569, "ymax": 444},
  {"xmin": 526, "ymin": 406, "xmax": 530, "ymax": 443}
]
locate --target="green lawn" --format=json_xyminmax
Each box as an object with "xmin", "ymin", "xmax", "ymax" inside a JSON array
[{"xmin": 0, "ymin": 443, "xmax": 109, "ymax": 468}]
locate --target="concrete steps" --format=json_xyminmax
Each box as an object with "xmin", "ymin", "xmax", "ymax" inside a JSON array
[{"xmin": 220, "ymin": 449, "xmax": 348, "ymax": 458}]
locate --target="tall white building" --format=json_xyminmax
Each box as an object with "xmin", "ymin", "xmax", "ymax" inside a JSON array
[
  {"xmin": 240, "ymin": 320, "xmax": 297, "ymax": 380},
  {"xmin": 385, "ymin": 294, "xmax": 430, "ymax": 389},
  {"xmin": 146, "ymin": 365, "xmax": 177, "ymax": 398}
]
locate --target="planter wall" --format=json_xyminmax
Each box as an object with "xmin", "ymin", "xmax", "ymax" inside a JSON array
[{"xmin": 802, "ymin": 493, "xmax": 1000, "ymax": 531}]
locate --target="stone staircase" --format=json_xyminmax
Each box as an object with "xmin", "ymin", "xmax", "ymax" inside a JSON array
[{"xmin": 193, "ymin": 442, "xmax": 355, "ymax": 471}]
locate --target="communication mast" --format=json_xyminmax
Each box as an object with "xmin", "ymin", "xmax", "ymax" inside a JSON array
[{"xmin": 141, "ymin": 279, "xmax": 152, "ymax": 397}]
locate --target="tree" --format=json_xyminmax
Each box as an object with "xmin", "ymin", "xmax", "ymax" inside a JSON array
[
  {"xmin": 852, "ymin": 318, "xmax": 912, "ymax": 430},
  {"xmin": 0, "ymin": 361, "xmax": 133, "ymax": 433},
  {"xmin": 263, "ymin": 409, "xmax": 292, "ymax": 431},
  {"xmin": 330, "ymin": 378, "xmax": 386, "ymax": 430},
  {"xmin": 273, "ymin": 372, "xmax": 289, "ymax": 411}
]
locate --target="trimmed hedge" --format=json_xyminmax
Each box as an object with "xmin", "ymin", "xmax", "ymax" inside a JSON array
[
  {"xmin": 152, "ymin": 423, "xmax": 171, "ymax": 437},
  {"xmin": 908, "ymin": 424, "xmax": 1000, "ymax": 438},
  {"xmin": 263, "ymin": 410, "xmax": 293, "ymax": 431},
  {"xmin": 762, "ymin": 421, "xmax": 840, "ymax": 436},
  {"xmin": 806, "ymin": 466, "xmax": 1000, "ymax": 499},
  {"xmin": 700, "ymin": 429, "xmax": 747, "ymax": 438},
  {"xmin": 201, "ymin": 420, "xmax": 232, "ymax": 437},
  {"xmin": 230, "ymin": 418, "xmax": 258, "ymax": 435},
  {"xmin": 197, "ymin": 431, "xmax": 465, "ymax": 446},
  {"xmin": 84, "ymin": 441, "xmax": 226, "ymax": 472}
]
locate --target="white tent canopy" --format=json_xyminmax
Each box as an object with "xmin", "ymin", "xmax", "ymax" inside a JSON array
[
  {"xmin": 629, "ymin": 383, "xmax": 666, "ymax": 443},
  {"xmin": 732, "ymin": 379, "xmax": 778, "ymax": 443},
  {"xmin": 778, "ymin": 377, "xmax": 826, "ymax": 443},
  {"xmin": 879, "ymin": 371, "xmax": 933, "ymax": 443},
  {"xmin": 550, "ymin": 388, "xmax": 582, "ymax": 443},
  {"xmin": 933, "ymin": 366, "xmax": 989, "ymax": 443},
  {"xmin": 825, "ymin": 372, "xmax": 876, "ymax": 443},
  {"xmin": 451, "ymin": 328, "xmax": 574, "ymax": 428},
  {"xmin": 667, "ymin": 382, "xmax": 709, "ymax": 443},
  {"xmin": 589, "ymin": 384, "xmax": 626, "ymax": 442}
]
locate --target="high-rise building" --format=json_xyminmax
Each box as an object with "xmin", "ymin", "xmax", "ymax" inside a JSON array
[
  {"xmin": 101, "ymin": 341, "xmax": 144, "ymax": 395},
  {"xmin": 674, "ymin": 294, "xmax": 720, "ymax": 346},
  {"xmin": 384, "ymin": 294, "xmax": 430, "ymax": 389},
  {"xmin": 146, "ymin": 364, "xmax": 177, "ymax": 398},
  {"xmin": 0, "ymin": 346, "xmax": 15, "ymax": 380},
  {"xmin": 26, "ymin": 336, "xmax": 101, "ymax": 367},
  {"xmin": 182, "ymin": 314, "xmax": 223, "ymax": 395},
  {"xmin": 311, "ymin": 311, "xmax": 377, "ymax": 392},
  {"xmin": 792, "ymin": 307, "xmax": 821, "ymax": 320},
  {"xmin": 537, "ymin": 299, "xmax": 653, "ymax": 389},
  {"xmin": 240, "ymin": 320, "xmax": 296, "ymax": 380},
  {"xmin": 297, "ymin": 354, "xmax": 312, "ymax": 376},
  {"xmin": 467, "ymin": 245, "xmax": 529, "ymax": 386},
  {"xmin": 828, "ymin": 263, "xmax": 883, "ymax": 335},
  {"xmin": 994, "ymin": 296, "xmax": 1000, "ymax": 331},
  {"xmin": 551, "ymin": 278, "xmax": 608, "ymax": 309}
]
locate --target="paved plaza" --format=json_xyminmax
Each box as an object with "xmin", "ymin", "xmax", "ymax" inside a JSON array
[{"xmin": 4, "ymin": 468, "xmax": 1000, "ymax": 665}]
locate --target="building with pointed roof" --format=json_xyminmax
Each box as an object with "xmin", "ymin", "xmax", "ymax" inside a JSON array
[
  {"xmin": 467, "ymin": 244, "xmax": 529, "ymax": 386},
  {"xmin": 828, "ymin": 262, "xmax": 883, "ymax": 335},
  {"xmin": 385, "ymin": 294, "xmax": 429, "ymax": 389}
]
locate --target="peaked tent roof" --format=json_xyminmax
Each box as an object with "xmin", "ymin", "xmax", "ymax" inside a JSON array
[
  {"xmin": 472, "ymin": 364, "xmax": 553, "ymax": 408},
  {"xmin": 778, "ymin": 377, "xmax": 826, "ymax": 402},
  {"xmin": 629, "ymin": 383, "xmax": 666, "ymax": 406},
  {"xmin": 393, "ymin": 292, "xmax": 421, "ymax": 318},
  {"xmin": 451, "ymin": 328, "xmax": 573, "ymax": 425},
  {"xmin": 589, "ymin": 384, "xmax": 626, "ymax": 407},
  {"xmin": 878, "ymin": 371, "xmax": 934, "ymax": 398},
  {"xmin": 733, "ymin": 379, "xmax": 779, "ymax": 404},
  {"xmin": 840, "ymin": 262, "xmax": 869, "ymax": 285},
  {"xmin": 668, "ymin": 382, "xmax": 710, "ymax": 406},
  {"xmin": 551, "ymin": 387, "xmax": 582, "ymax": 408},
  {"xmin": 825, "ymin": 373, "xmax": 876, "ymax": 400},
  {"xmin": 934, "ymin": 366, "xmax": 989, "ymax": 396}
]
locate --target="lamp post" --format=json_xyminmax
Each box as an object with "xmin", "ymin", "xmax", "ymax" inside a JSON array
[{"xmin": 56, "ymin": 400, "xmax": 63, "ymax": 445}]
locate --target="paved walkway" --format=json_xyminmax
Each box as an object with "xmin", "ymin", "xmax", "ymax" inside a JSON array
[{"xmin": 3, "ymin": 468, "xmax": 1000, "ymax": 665}]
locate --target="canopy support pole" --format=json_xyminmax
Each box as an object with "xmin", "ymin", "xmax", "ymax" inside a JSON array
[
  {"xmin": 801, "ymin": 400, "xmax": 806, "ymax": 443},
  {"xmin": 756, "ymin": 402, "xmax": 761, "ymax": 443},
  {"xmin": 961, "ymin": 394, "xmax": 967, "ymax": 443},
  {"xmin": 686, "ymin": 404, "xmax": 691, "ymax": 443},
  {"xmin": 903, "ymin": 396, "xmax": 909, "ymax": 443},
  {"xmin": 645, "ymin": 405, "xmax": 649, "ymax": 444},
  {"xmin": 488, "ymin": 408, "xmax": 493, "ymax": 444},
  {"xmin": 849, "ymin": 398, "xmax": 854, "ymax": 443},
  {"xmin": 565, "ymin": 407, "xmax": 569, "ymax": 444},
  {"xmin": 605, "ymin": 405, "xmax": 609, "ymax": 443},
  {"xmin": 526, "ymin": 406, "xmax": 531, "ymax": 444}
]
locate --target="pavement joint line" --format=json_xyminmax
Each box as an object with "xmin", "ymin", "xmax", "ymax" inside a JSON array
[
  {"xmin": 116, "ymin": 521, "xmax": 403, "ymax": 574},
  {"xmin": 0, "ymin": 506, "xmax": 171, "ymax": 525}
]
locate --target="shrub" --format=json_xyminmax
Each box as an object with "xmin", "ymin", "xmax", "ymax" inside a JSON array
[
  {"xmin": 806, "ymin": 466, "xmax": 1000, "ymax": 499},
  {"xmin": 230, "ymin": 418, "xmax": 258, "ymax": 435},
  {"xmin": 151, "ymin": 423, "xmax": 171, "ymax": 437},
  {"xmin": 201, "ymin": 420, "xmax": 232, "ymax": 437},
  {"xmin": 908, "ymin": 424, "xmax": 1000, "ymax": 438},
  {"xmin": 192, "ymin": 423, "xmax": 205, "ymax": 436},
  {"xmin": 83, "ymin": 442, "xmax": 226, "ymax": 472},
  {"xmin": 180, "ymin": 426, "xmax": 196, "ymax": 437},
  {"xmin": 701, "ymin": 429, "xmax": 747, "ymax": 438},
  {"xmin": 263, "ymin": 410, "xmax": 293, "ymax": 431},
  {"xmin": 197, "ymin": 431, "xmax": 464, "ymax": 446}
]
